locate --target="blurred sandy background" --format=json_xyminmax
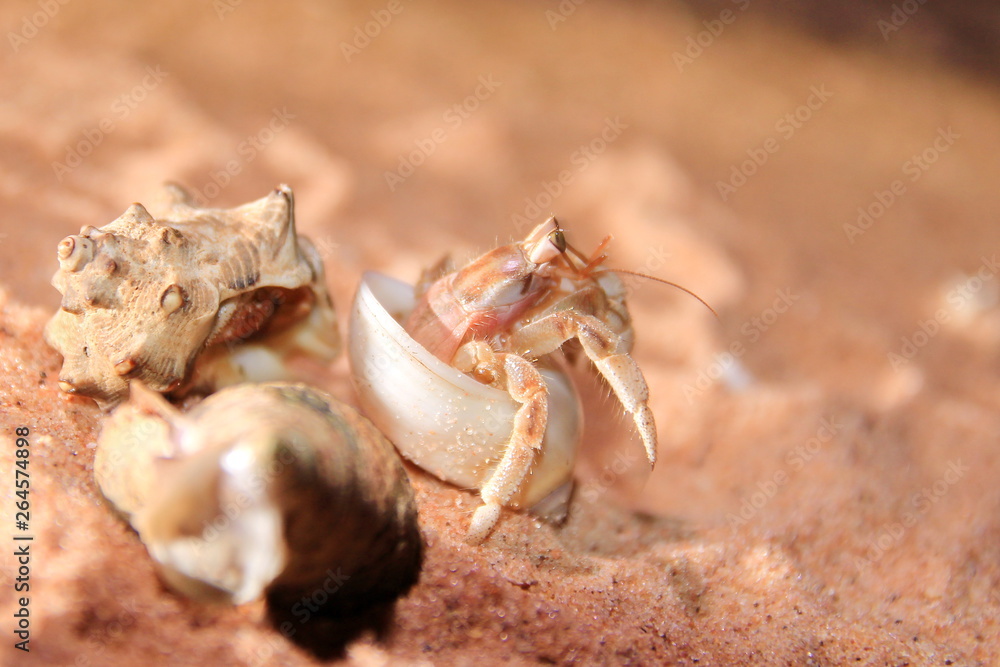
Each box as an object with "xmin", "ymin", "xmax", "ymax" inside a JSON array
[{"xmin": 1, "ymin": 0, "xmax": 999, "ymax": 664}]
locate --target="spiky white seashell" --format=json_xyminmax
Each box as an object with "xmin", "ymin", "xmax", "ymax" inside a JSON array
[{"xmin": 45, "ymin": 184, "xmax": 340, "ymax": 410}]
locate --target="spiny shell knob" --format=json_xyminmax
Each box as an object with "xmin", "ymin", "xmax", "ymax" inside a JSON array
[
  {"xmin": 56, "ymin": 235, "xmax": 94, "ymax": 272},
  {"xmin": 57, "ymin": 237, "xmax": 75, "ymax": 260},
  {"xmin": 160, "ymin": 285, "xmax": 184, "ymax": 314}
]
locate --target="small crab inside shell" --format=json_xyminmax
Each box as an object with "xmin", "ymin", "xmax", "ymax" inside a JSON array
[
  {"xmin": 349, "ymin": 270, "xmax": 584, "ymax": 522},
  {"xmin": 349, "ymin": 218, "xmax": 661, "ymax": 544}
]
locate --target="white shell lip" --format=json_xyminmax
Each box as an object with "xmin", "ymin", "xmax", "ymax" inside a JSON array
[{"xmin": 349, "ymin": 271, "xmax": 583, "ymax": 509}]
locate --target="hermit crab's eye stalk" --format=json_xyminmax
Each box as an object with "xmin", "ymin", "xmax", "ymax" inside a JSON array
[
  {"xmin": 526, "ymin": 232, "xmax": 564, "ymax": 264},
  {"xmin": 549, "ymin": 229, "xmax": 567, "ymax": 255},
  {"xmin": 523, "ymin": 216, "xmax": 565, "ymax": 264}
]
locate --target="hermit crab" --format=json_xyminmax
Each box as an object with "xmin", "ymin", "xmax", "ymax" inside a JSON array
[
  {"xmin": 95, "ymin": 381, "xmax": 421, "ymax": 611},
  {"xmin": 350, "ymin": 217, "xmax": 660, "ymax": 544},
  {"xmin": 45, "ymin": 184, "xmax": 339, "ymax": 410}
]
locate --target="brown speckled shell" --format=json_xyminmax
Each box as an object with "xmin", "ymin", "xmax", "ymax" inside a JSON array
[
  {"xmin": 95, "ymin": 382, "xmax": 422, "ymax": 610},
  {"xmin": 44, "ymin": 184, "xmax": 340, "ymax": 410}
]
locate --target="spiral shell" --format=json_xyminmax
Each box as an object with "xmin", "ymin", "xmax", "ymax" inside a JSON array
[
  {"xmin": 45, "ymin": 184, "xmax": 340, "ymax": 410},
  {"xmin": 95, "ymin": 381, "xmax": 421, "ymax": 609},
  {"xmin": 348, "ymin": 271, "xmax": 583, "ymax": 516}
]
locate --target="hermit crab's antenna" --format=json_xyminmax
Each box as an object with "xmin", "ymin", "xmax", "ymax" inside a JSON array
[
  {"xmin": 610, "ymin": 268, "xmax": 719, "ymax": 320},
  {"xmin": 556, "ymin": 224, "xmax": 719, "ymax": 319},
  {"xmin": 564, "ymin": 234, "xmax": 612, "ymax": 276}
]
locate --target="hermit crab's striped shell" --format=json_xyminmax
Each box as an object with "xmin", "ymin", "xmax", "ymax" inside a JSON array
[
  {"xmin": 95, "ymin": 382, "xmax": 421, "ymax": 610},
  {"xmin": 45, "ymin": 184, "xmax": 340, "ymax": 410}
]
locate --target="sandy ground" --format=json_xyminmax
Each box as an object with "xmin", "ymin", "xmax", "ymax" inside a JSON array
[{"xmin": 1, "ymin": 1, "xmax": 999, "ymax": 664}]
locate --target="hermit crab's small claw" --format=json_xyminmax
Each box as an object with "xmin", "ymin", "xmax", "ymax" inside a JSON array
[
  {"xmin": 636, "ymin": 404, "xmax": 657, "ymax": 468},
  {"xmin": 466, "ymin": 504, "xmax": 502, "ymax": 545}
]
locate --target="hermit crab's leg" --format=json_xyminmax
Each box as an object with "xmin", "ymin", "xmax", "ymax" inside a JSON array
[
  {"xmin": 454, "ymin": 341, "xmax": 549, "ymax": 544},
  {"xmin": 509, "ymin": 313, "xmax": 657, "ymax": 467}
]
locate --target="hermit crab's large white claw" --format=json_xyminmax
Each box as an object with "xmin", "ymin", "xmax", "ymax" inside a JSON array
[{"xmin": 348, "ymin": 271, "xmax": 583, "ymax": 515}]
